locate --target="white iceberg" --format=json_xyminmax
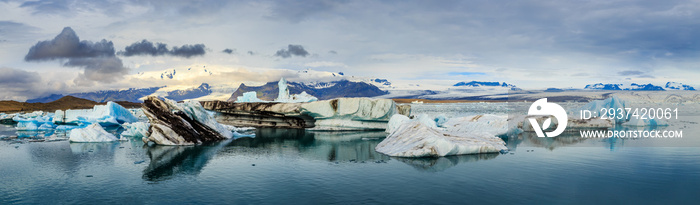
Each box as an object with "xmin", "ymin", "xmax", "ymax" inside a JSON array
[
  {"xmin": 55, "ymin": 102, "xmax": 139, "ymax": 126},
  {"xmin": 386, "ymin": 114, "xmax": 410, "ymax": 133},
  {"xmin": 69, "ymin": 123, "xmax": 119, "ymax": 142},
  {"xmin": 442, "ymin": 114, "xmax": 514, "ymax": 137},
  {"xmin": 275, "ymin": 77, "xmax": 318, "ymax": 103},
  {"xmin": 236, "ymin": 91, "xmax": 264, "ymax": 103},
  {"xmin": 375, "ymin": 120, "xmax": 508, "ymax": 157},
  {"xmin": 120, "ymin": 122, "xmax": 150, "ymax": 138}
]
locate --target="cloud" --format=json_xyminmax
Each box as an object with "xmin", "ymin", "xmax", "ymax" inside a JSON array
[
  {"xmin": 0, "ymin": 67, "xmax": 42, "ymax": 101},
  {"xmin": 274, "ymin": 44, "xmax": 309, "ymax": 58},
  {"xmin": 448, "ymin": 72, "xmax": 485, "ymax": 76},
  {"xmin": 247, "ymin": 51, "xmax": 256, "ymax": 55},
  {"xmin": 328, "ymin": 50, "xmax": 337, "ymax": 54},
  {"xmin": 170, "ymin": 44, "xmax": 206, "ymax": 58},
  {"xmin": 25, "ymin": 27, "xmax": 115, "ymax": 61},
  {"xmin": 64, "ymin": 57, "xmax": 129, "ymax": 84},
  {"xmin": 24, "ymin": 27, "xmax": 128, "ymax": 85},
  {"xmin": 618, "ymin": 70, "xmax": 644, "ymax": 76},
  {"xmin": 118, "ymin": 40, "xmax": 206, "ymax": 58},
  {"xmin": 222, "ymin": 48, "xmax": 235, "ymax": 54}
]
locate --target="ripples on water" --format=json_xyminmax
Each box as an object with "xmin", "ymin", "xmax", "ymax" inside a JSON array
[{"xmin": 1, "ymin": 103, "xmax": 699, "ymax": 204}]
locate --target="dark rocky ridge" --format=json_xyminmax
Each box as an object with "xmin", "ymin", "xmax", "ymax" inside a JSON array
[
  {"xmin": 143, "ymin": 96, "xmax": 227, "ymax": 145},
  {"xmin": 227, "ymin": 80, "xmax": 388, "ymax": 102}
]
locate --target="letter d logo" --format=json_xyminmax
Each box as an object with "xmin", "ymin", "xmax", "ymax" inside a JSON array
[{"xmin": 527, "ymin": 98, "xmax": 567, "ymax": 137}]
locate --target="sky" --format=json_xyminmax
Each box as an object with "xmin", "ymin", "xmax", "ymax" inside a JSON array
[{"xmin": 1, "ymin": 0, "xmax": 700, "ymax": 101}]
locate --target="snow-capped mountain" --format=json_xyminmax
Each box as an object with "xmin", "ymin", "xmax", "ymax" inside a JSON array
[
  {"xmin": 665, "ymin": 82, "xmax": 696, "ymax": 90},
  {"xmin": 228, "ymin": 80, "xmax": 388, "ymax": 101},
  {"xmin": 584, "ymin": 82, "xmax": 694, "ymax": 91},
  {"xmin": 453, "ymin": 81, "xmax": 515, "ymax": 88},
  {"xmin": 27, "ymin": 87, "xmax": 164, "ymax": 103}
]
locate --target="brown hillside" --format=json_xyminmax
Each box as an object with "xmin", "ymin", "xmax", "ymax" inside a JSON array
[{"xmin": 0, "ymin": 96, "xmax": 142, "ymax": 113}]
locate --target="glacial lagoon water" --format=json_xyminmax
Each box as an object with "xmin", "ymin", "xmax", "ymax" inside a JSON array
[{"xmin": 1, "ymin": 103, "xmax": 700, "ymax": 204}]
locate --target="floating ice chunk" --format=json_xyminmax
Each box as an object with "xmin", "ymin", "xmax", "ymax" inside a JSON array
[
  {"xmin": 417, "ymin": 114, "xmax": 438, "ymax": 129},
  {"xmin": 13, "ymin": 112, "xmax": 55, "ymax": 131},
  {"xmin": 576, "ymin": 96, "xmax": 628, "ymax": 124},
  {"xmin": 236, "ymin": 91, "xmax": 264, "ymax": 102},
  {"xmin": 622, "ymin": 117, "xmax": 669, "ymax": 127},
  {"xmin": 170, "ymin": 99, "xmax": 234, "ymax": 139},
  {"xmin": 142, "ymin": 97, "xmax": 238, "ymax": 145},
  {"xmin": 434, "ymin": 115, "xmax": 448, "ymax": 127},
  {"xmin": 69, "ymin": 124, "xmax": 119, "ymax": 142},
  {"xmin": 56, "ymin": 102, "xmax": 138, "ymax": 126},
  {"xmin": 442, "ymin": 114, "xmax": 513, "ymax": 137},
  {"xmin": 56, "ymin": 125, "xmax": 79, "ymax": 130},
  {"xmin": 274, "ymin": 78, "xmax": 318, "ymax": 103},
  {"xmin": 386, "ymin": 114, "xmax": 410, "ymax": 133},
  {"xmin": 301, "ymin": 98, "xmax": 402, "ymax": 130},
  {"xmin": 121, "ymin": 122, "xmax": 150, "ymax": 138},
  {"xmin": 375, "ymin": 120, "xmax": 507, "ymax": 157}
]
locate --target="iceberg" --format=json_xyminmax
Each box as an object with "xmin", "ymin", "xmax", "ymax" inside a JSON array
[
  {"xmin": 55, "ymin": 102, "xmax": 139, "ymax": 126},
  {"xmin": 142, "ymin": 96, "xmax": 236, "ymax": 145},
  {"xmin": 442, "ymin": 114, "xmax": 514, "ymax": 137},
  {"xmin": 386, "ymin": 114, "xmax": 410, "ymax": 133},
  {"xmin": 13, "ymin": 111, "xmax": 56, "ymax": 131},
  {"xmin": 622, "ymin": 117, "xmax": 668, "ymax": 127},
  {"xmin": 576, "ymin": 96, "xmax": 628, "ymax": 124},
  {"xmin": 236, "ymin": 91, "xmax": 264, "ymax": 103},
  {"xmin": 301, "ymin": 98, "xmax": 400, "ymax": 130},
  {"xmin": 375, "ymin": 120, "xmax": 508, "ymax": 157},
  {"xmin": 120, "ymin": 122, "xmax": 150, "ymax": 138},
  {"xmin": 68, "ymin": 123, "xmax": 119, "ymax": 142},
  {"xmin": 275, "ymin": 78, "xmax": 318, "ymax": 103}
]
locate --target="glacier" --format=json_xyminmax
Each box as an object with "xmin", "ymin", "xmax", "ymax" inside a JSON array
[
  {"xmin": 68, "ymin": 123, "xmax": 120, "ymax": 142},
  {"xmin": 275, "ymin": 77, "xmax": 318, "ymax": 103}
]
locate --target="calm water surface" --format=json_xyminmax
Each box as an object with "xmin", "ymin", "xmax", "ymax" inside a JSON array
[{"xmin": 1, "ymin": 103, "xmax": 699, "ymax": 204}]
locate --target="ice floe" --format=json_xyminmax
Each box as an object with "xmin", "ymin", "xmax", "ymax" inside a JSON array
[
  {"xmin": 121, "ymin": 122, "xmax": 150, "ymax": 138},
  {"xmin": 68, "ymin": 123, "xmax": 120, "ymax": 142},
  {"xmin": 377, "ymin": 114, "xmax": 512, "ymax": 157}
]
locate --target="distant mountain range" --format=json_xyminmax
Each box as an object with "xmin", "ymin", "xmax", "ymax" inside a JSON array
[
  {"xmin": 584, "ymin": 82, "xmax": 694, "ymax": 91},
  {"xmin": 453, "ymin": 81, "xmax": 521, "ymax": 91},
  {"xmin": 166, "ymin": 83, "xmax": 213, "ymax": 101},
  {"xmin": 227, "ymin": 80, "xmax": 388, "ymax": 101},
  {"xmin": 27, "ymin": 87, "xmax": 164, "ymax": 103}
]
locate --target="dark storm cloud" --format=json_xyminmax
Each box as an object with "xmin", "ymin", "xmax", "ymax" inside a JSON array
[
  {"xmin": 118, "ymin": 40, "xmax": 169, "ymax": 56},
  {"xmin": 618, "ymin": 70, "xmax": 645, "ymax": 76},
  {"xmin": 274, "ymin": 44, "xmax": 309, "ymax": 58},
  {"xmin": 222, "ymin": 48, "xmax": 235, "ymax": 54},
  {"xmin": 25, "ymin": 27, "xmax": 115, "ymax": 61},
  {"xmin": 64, "ymin": 57, "xmax": 128, "ymax": 83},
  {"xmin": 24, "ymin": 27, "xmax": 128, "ymax": 85},
  {"xmin": 118, "ymin": 40, "xmax": 206, "ymax": 58},
  {"xmin": 0, "ymin": 67, "xmax": 43, "ymax": 100},
  {"xmin": 170, "ymin": 44, "xmax": 206, "ymax": 58}
]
